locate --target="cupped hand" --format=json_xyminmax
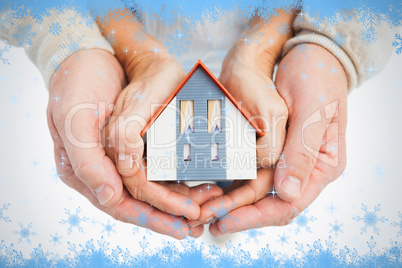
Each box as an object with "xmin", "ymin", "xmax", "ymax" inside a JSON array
[
  {"xmin": 207, "ymin": 44, "xmax": 348, "ymax": 236},
  {"xmin": 189, "ymin": 11, "xmax": 295, "ymax": 227},
  {"xmin": 97, "ymin": 10, "xmax": 223, "ymax": 226},
  {"xmin": 47, "ymin": 49, "xmax": 219, "ymax": 239}
]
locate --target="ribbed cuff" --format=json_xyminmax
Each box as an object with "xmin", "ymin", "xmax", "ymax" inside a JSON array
[
  {"xmin": 282, "ymin": 29, "xmax": 357, "ymax": 91},
  {"xmin": 22, "ymin": 9, "xmax": 114, "ymax": 88}
]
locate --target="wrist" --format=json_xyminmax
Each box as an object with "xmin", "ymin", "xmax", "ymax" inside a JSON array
[
  {"xmin": 224, "ymin": 10, "xmax": 296, "ymax": 78},
  {"xmin": 277, "ymin": 44, "xmax": 348, "ymax": 102}
]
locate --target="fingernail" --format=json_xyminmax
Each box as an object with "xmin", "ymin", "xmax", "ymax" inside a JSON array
[
  {"xmin": 207, "ymin": 196, "xmax": 219, "ymax": 201},
  {"xmin": 205, "ymin": 217, "xmax": 214, "ymax": 223},
  {"xmin": 281, "ymin": 176, "xmax": 301, "ymax": 197},
  {"xmin": 189, "ymin": 223, "xmax": 201, "ymax": 228},
  {"xmin": 118, "ymin": 153, "xmax": 133, "ymax": 172},
  {"xmin": 94, "ymin": 184, "xmax": 115, "ymax": 205}
]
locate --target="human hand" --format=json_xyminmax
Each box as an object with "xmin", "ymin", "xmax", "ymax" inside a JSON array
[
  {"xmin": 188, "ymin": 11, "xmax": 295, "ymax": 227},
  {"xmin": 207, "ymin": 44, "xmax": 348, "ymax": 236},
  {"xmin": 97, "ymin": 10, "xmax": 223, "ymax": 225},
  {"xmin": 47, "ymin": 48, "xmax": 220, "ymax": 239}
]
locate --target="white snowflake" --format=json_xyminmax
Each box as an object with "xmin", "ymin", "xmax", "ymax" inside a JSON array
[
  {"xmin": 277, "ymin": 233, "xmax": 289, "ymax": 245},
  {"xmin": 392, "ymin": 211, "xmax": 402, "ymax": 237},
  {"xmin": 59, "ymin": 33, "xmax": 84, "ymax": 59},
  {"xmin": 292, "ymin": 208, "xmax": 316, "ymax": 234},
  {"xmin": 139, "ymin": 236, "xmax": 149, "ymax": 250},
  {"xmin": 0, "ymin": 45, "xmax": 11, "ymax": 65},
  {"xmin": 12, "ymin": 24, "xmax": 36, "ymax": 47},
  {"xmin": 207, "ymin": 197, "xmax": 238, "ymax": 232},
  {"xmin": 126, "ymin": 204, "xmax": 158, "ymax": 233},
  {"xmin": 329, "ymin": 219, "xmax": 344, "ymax": 237},
  {"xmin": 101, "ymin": 219, "xmax": 116, "ymax": 237},
  {"xmin": 13, "ymin": 222, "xmax": 37, "ymax": 244},
  {"xmin": 164, "ymin": 215, "xmax": 187, "ymax": 237},
  {"xmin": 241, "ymin": 223, "xmax": 264, "ymax": 243},
  {"xmin": 277, "ymin": 22, "xmax": 290, "ymax": 36},
  {"xmin": 49, "ymin": 232, "xmax": 62, "ymax": 246},
  {"xmin": 49, "ymin": 22, "xmax": 62, "ymax": 36},
  {"xmin": 392, "ymin": 33, "xmax": 402, "ymax": 55},
  {"xmin": 0, "ymin": 203, "xmax": 11, "ymax": 223},
  {"xmin": 165, "ymin": 27, "xmax": 191, "ymax": 57},
  {"xmin": 353, "ymin": 4, "xmax": 384, "ymax": 45},
  {"xmin": 353, "ymin": 204, "xmax": 387, "ymax": 235},
  {"xmin": 59, "ymin": 207, "xmax": 89, "ymax": 234}
]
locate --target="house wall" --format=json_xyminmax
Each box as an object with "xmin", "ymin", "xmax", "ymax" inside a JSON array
[
  {"xmin": 175, "ymin": 68, "xmax": 227, "ymax": 181},
  {"xmin": 224, "ymin": 97, "xmax": 257, "ymax": 180},
  {"xmin": 146, "ymin": 97, "xmax": 177, "ymax": 181},
  {"xmin": 146, "ymin": 68, "xmax": 257, "ymax": 181}
]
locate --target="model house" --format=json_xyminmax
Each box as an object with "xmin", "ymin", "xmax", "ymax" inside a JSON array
[{"xmin": 141, "ymin": 60, "xmax": 264, "ymax": 181}]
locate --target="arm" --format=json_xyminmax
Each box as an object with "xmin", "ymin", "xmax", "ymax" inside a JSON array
[
  {"xmin": 0, "ymin": 8, "xmax": 114, "ymax": 87},
  {"xmin": 283, "ymin": 10, "xmax": 395, "ymax": 90}
]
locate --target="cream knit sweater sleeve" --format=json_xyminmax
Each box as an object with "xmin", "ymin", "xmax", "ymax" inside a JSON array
[
  {"xmin": 0, "ymin": 9, "xmax": 114, "ymax": 88},
  {"xmin": 282, "ymin": 12, "xmax": 396, "ymax": 91}
]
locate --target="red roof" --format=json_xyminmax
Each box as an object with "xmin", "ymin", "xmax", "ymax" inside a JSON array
[{"xmin": 140, "ymin": 60, "xmax": 265, "ymax": 137}]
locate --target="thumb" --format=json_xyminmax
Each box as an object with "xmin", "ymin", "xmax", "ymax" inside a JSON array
[
  {"xmin": 58, "ymin": 105, "xmax": 124, "ymax": 207},
  {"xmin": 107, "ymin": 61, "xmax": 186, "ymax": 177},
  {"xmin": 274, "ymin": 96, "xmax": 327, "ymax": 203}
]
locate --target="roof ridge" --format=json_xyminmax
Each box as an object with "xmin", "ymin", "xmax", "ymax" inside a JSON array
[{"xmin": 140, "ymin": 60, "xmax": 264, "ymax": 137}]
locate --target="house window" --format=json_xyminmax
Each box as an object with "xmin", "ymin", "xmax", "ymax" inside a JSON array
[
  {"xmin": 184, "ymin": 143, "xmax": 191, "ymax": 161},
  {"xmin": 180, "ymin": 100, "xmax": 194, "ymax": 133},
  {"xmin": 207, "ymin": 100, "xmax": 222, "ymax": 133},
  {"xmin": 211, "ymin": 143, "xmax": 219, "ymax": 161}
]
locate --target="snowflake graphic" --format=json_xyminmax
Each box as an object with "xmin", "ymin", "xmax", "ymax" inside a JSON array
[
  {"xmin": 165, "ymin": 27, "xmax": 191, "ymax": 57},
  {"xmin": 12, "ymin": 24, "xmax": 36, "ymax": 47},
  {"xmin": 0, "ymin": 203, "xmax": 11, "ymax": 223},
  {"xmin": 329, "ymin": 219, "xmax": 344, "ymax": 237},
  {"xmin": 277, "ymin": 22, "xmax": 290, "ymax": 36},
  {"xmin": 241, "ymin": 223, "xmax": 264, "ymax": 243},
  {"xmin": 59, "ymin": 34, "xmax": 84, "ymax": 59},
  {"xmin": 367, "ymin": 236, "xmax": 376, "ymax": 252},
  {"xmin": 292, "ymin": 208, "xmax": 316, "ymax": 234},
  {"xmin": 182, "ymin": 197, "xmax": 194, "ymax": 208},
  {"xmin": 49, "ymin": 233, "xmax": 62, "ymax": 246},
  {"xmin": 239, "ymin": 24, "xmax": 264, "ymax": 46},
  {"xmin": 392, "ymin": 211, "xmax": 402, "ymax": 237},
  {"xmin": 13, "ymin": 222, "xmax": 37, "ymax": 244},
  {"xmin": 59, "ymin": 207, "xmax": 89, "ymax": 234},
  {"xmin": 207, "ymin": 197, "xmax": 238, "ymax": 232},
  {"xmin": 126, "ymin": 204, "xmax": 158, "ymax": 233},
  {"xmin": 139, "ymin": 236, "xmax": 149, "ymax": 250},
  {"xmin": 164, "ymin": 215, "xmax": 187, "ymax": 237},
  {"xmin": 49, "ymin": 22, "xmax": 62, "ymax": 36},
  {"xmin": 101, "ymin": 219, "xmax": 116, "ymax": 237},
  {"xmin": 0, "ymin": 45, "xmax": 11, "ymax": 65},
  {"xmin": 359, "ymin": 26, "xmax": 377, "ymax": 46},
  {"xmin": 290, "ymin": 43, "xmax": 317, "ymax": 62},
  {"xmin": 392, "ymin": 33, "xmax": 402, "ymax": 55},
  {"xmin": 353, "ymin": 3, "xmax": 384, "ymax": 45},
  {"xmin": 132, "ymin": 226, "xmax": 139, "ymax": 235},
  {"xmin": 353, "ymin": 204, "xmax": 387, "ymax": 235},
  {"xmin": 277, "ymin": 233, "xmax": 289, "ymax": 245}
]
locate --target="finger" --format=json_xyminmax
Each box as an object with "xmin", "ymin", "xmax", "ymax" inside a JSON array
[
  {"xmin": 53, "ymin": 107, "xmax": 124, "ymax": 207},
  {"xmin": 160, "ymin": 182, "xmax": 223, "ymax": 205},
  {"xmin": 122, "ymin": 160, "xmax": 201, "ymax": 220},
  {"xmin": 115, "ymin": 197, "xmax": 191, "ymax": 240},
  {"xmin": 210, "ymin": 168, "xmax": 327, "ymax": 236},
  {"xmin": 107, "ymin": 63, "xmax": 186, "ymax": 177},
  {"xmin": 197, "ymin": 169, "xmax": 274, "ymax": 223},
  {"xmin": 54, "ymin": 149, "xmax": 191, "ymax": 239},
  {"xmin": 187, "ymin": 183, "xmax": 224, "ymax": 205},
  {"xmin": 273, "ymin": 82, "xmax": 328, "ymax": 203},
  {"xmin": 219, "ymin": 67, "xmax": 288, "ymax": 167},
  {"xmin": 188, "ymin": 225, "xmax": 205, "ymax": 238}
]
